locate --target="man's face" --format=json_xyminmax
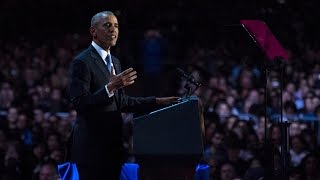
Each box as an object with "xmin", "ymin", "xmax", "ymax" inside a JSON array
[
  {"xmin": 211, "ymin": 133, "xmax": 223, "ymax": 148},
  {"xmin": 91, "ymin": 14, "xmax": 119, "ymax": 50},
  {"xmin": 39, "ymin": 165, "xmax": 56, "ymax": 180},
  {"xmin": 220, "ymin": 164, "xmax": 236, "ymax": 180}
]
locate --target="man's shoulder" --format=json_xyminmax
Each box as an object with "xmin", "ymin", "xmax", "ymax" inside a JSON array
[{"xmin": 74, "ymin": 46, "xmax": 93, "ymax": 61}]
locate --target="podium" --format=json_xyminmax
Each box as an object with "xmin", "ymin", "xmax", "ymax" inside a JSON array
[{"xmin": 133, "ymin": 96, "xmax": 204, "ymax": 180}]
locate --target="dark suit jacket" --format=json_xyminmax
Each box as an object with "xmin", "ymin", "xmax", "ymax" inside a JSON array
[{"xmin": 68, "ymin": 45, "xmax": 156, "ymax": 167}]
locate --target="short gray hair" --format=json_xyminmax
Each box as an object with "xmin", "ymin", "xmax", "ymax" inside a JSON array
[{"xmin": 90, "ymin": 11, "xmax": 114, "ymax": 27}]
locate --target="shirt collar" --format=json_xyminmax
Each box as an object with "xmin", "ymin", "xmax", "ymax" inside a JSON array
[{"xmin": 91, "ymin": 41, "xmax": 110, "ymax": 61}]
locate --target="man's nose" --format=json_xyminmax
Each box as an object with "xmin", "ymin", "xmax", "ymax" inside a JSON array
[{"xmin": 109, "ymin": 26, "xmax": 117, "ymax": 32}]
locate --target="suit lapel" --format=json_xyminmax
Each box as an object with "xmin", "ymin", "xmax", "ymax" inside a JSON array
[{"xmin": 90, "ymin": 46, "xmax": 111, "ymax": 78}]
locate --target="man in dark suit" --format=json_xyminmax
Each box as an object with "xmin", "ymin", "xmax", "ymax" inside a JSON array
[{"xmin": 68, "ymin": 11, "xmax": 178, "ymax": 179}]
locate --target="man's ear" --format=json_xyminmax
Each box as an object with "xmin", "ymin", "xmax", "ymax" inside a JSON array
[{"xmin": 89, "ymin": 27, "xmax": 97, "ymax": 38}]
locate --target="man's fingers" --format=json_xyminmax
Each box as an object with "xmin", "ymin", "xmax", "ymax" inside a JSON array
[
  {"xmin": 116, "ymin": 75, "xmax": 136, "ymax": 87},
  {"xmin": 110, "ymin": 68, "xmax": 138, "ymax": 90},
  {"xmin": 121, "ymin": 71, "xmax": 137, "ymax": 80},
  {"xmin": 122, "ymin": 75, "xmax": 137, "ymax": 85},
  {"xmin": 128, "ymin": 75, "xmax": 137, "ymax": 81},
  {"xmin": 121, "ymin": 68, "xmax": 134, "ymax": 76},
  {"xmin": 120, "ymin": 80, "xmax": 135, "ymax": 88},
  {"xmin": 122, "ymin": 71, "xmax": 137, "ymax": 78},
  {"xmin": 126, "ymin": 80, "xmax": 135, "ymax": 85}
]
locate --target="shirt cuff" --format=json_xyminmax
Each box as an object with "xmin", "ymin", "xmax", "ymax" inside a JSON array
[{"xmin": 105, "ymin": 84, "xmax": 114, "ymax": 98}]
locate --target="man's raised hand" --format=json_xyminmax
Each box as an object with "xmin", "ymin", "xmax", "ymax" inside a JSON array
[{"xmin": 107, "ymin": 68, "xmax": 137, "ymax": 92}]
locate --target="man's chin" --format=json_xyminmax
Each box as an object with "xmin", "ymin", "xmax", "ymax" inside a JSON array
[{"xmin": 102, "ymin": 41, "xmax": 117, "ymax": 48}]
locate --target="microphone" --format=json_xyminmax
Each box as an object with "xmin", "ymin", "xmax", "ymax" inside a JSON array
[{"xmin": 176, "ymin": 68, "xmax": 201, "ymax": 87}]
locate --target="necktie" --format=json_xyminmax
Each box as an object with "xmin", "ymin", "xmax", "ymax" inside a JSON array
[{"xmin": 106, "ymin": 54, "xmax": 113, "ymax": 73}]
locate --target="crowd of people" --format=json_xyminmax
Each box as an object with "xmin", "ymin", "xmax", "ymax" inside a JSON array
[
  {"xmin": 0, "ymin": 36, "xmax": 81, "ymax": 179},
  {"xmin": 180, "ymin": 43, "xmax": 320, "ymax": 179},
  {"xmin": 1, "ymin": 0, "xmax": 320, "ymax": 180}
]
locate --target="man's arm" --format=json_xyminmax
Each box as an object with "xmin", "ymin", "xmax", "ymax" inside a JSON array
[
  {"xmin": 69, "ymin": 59, "xmax": 113, "ymax": 111},
  {"xmin": 118, "ymin": 89, "xmax": 179, "ymax": 112},
  {"xmin": 118, "ymin": 92, "xmax": 157, "ymax": 112}
]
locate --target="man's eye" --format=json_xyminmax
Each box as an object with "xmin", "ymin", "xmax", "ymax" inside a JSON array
[
  {"xmin": 103, "ymin": 23, "xmax": 118, "ymax": 29},
  {"xmin": 104, "ymin": 24, "xmax": 111, "ymax": 28}
]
